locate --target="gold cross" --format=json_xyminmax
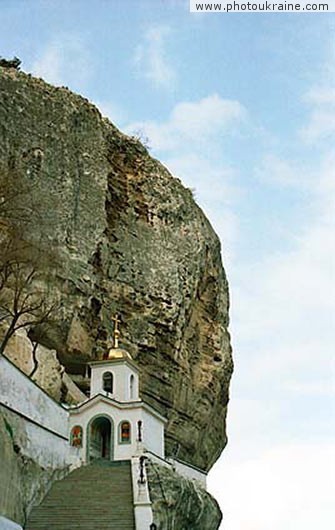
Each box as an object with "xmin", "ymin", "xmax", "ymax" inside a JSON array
[{"xmin": 112, "ymin": 314, "xmax": 121, "ymax": 348}]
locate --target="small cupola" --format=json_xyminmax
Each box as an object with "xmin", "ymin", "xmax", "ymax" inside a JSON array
[
  {"xmin": 105, "ymin": 347, "xmax": 133, "ymax": 361},
  {"xmin": 89, "ymin": 314, "xmax": 139, "ymax": 402}
]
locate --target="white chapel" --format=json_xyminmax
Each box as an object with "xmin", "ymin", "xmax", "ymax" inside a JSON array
[{"xmin": 68, "ymin": 316, "xmax": 166, "ymax": 464}]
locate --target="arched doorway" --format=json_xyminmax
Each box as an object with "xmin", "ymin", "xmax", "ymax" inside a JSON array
[{"xmin": 87, "ymin": 416, "xmax": 113, "ymax": 462}]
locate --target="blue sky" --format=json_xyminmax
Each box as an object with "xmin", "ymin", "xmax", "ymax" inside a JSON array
[{"xmin": 1, "ymin": 2, "xmax": 334, "ymax": 529}]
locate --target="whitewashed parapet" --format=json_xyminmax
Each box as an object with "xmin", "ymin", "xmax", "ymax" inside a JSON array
[
  {"xmin": 167, "ymin": 457, "xmax": 207, "ymax": 488},
  {"xmin": 0, "ymin": 516, "xmax": 23, "ymax": 530},
  {"xmin": 0, "ymin": 355, "xmax": 68, "ymax": 438},
  {"xmin": 131, "ymin": 456, "xmax": 153, "ymax": 530},
  {"xmin": 143, "ymin": 450, "xmax": 207, "ymax": 488}
]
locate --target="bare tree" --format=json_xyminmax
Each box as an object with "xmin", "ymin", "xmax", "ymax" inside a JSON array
[
  {"xmin": 0, "ymin": 166, "xmax": 58, "ymax": 357},
  {"xmin": 0, "ymin": 244, "xmax": 57, "ymax": 355},
  {"xmin": 29, "ymin": 341, "xmax": 39, "ymax": 378}
]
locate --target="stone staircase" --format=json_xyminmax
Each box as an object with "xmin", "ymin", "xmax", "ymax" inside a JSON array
[{"xmin": 25, "ymin": 460, "xmax": 135, "ymax": 530}]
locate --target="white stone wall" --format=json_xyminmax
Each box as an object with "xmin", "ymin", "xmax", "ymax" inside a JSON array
[
  {"xmin": 23, "ymin": 422, "xmax": 72, "ymax": 469},
  {"xmin": 169, "ymin": 458, "xmax": 207, "ymax": 488},
  {"xmin": 90, "ymin": 361, "xmax": 139, "ymax": 402},
  {"xmin": 0, "ymin": 356, "xmax": 68, "ymax": 438},
  {"xmin": 142, "ymin": 408, "xmax": 165, "ymax": 458},
  {"xmin": 0, "ymin": 516, "xmax": 23, "ymax": 530},
  {"xmin": 144, "ymin": 452, "xmax": 207, "ymax": 489},
  {"xmin": 0, "ymin": 356, "xmax": 82, "ymax": 478},
  {"xmin": 69, "ymin": 398, "xmax": 165, "ymax": 462}
]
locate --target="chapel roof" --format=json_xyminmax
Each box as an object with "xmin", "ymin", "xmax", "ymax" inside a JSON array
[{"xmin": 105, "ymin": 347, "xmax": 133, "ymax": 361}]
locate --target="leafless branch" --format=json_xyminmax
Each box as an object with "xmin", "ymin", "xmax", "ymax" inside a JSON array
[{"xmin": 0, "ymin": 166, "xmax": 59, "ymax": 359}]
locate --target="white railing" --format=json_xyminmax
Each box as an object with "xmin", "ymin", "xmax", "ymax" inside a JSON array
[
  {"xmin": 143, "ymin": 450, "xmax": 207, "ymax": 488},
  {"xmin": 131, "ymin": 456, "xmax": 153, "ymax": 530},
  {"xmin": 167, "ymin": 457, "xmax": 207, "ymax": 488}
]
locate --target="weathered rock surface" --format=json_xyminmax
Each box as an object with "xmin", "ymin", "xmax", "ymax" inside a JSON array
[
  {"xmin": 0, "ymin": 67, "xmax": 233, "ymax": 471},
  {"xmin": 4, "ymin": 330, "xmax": 64, "ymax": 402},
  {"xmin": 147, "ymin": 461, "xmax": 222, "ymax": 529},
  {"xmin": 3, "ymin": 329, "xmax": 84, "ymax": 403}
]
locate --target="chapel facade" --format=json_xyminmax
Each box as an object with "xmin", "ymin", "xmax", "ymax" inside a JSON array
[{"xmin": 68, "ymin": 316, "xmax": 166, "ymax": 464}]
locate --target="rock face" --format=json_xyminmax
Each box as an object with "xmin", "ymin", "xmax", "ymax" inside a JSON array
[
  {"xmin": 4, "ymin": 330, "xmax": 64, "ymax": 402},
  {"xmin": 0, "ymin": 68, "xmax": 233, "ymax": 472},
  {"xmin": 147, "ymin": 461, "xmax": 222, "ymax": 530}
]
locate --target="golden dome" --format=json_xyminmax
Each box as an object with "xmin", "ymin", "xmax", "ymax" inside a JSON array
[{"xmin": 106, "ymin": 347, "xmax": 133, "ymax": 361}]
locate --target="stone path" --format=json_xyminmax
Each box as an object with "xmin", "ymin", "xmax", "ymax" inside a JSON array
[{"xmin": 25, "ymin": 460, "xmax": 135, "ymax": 530}]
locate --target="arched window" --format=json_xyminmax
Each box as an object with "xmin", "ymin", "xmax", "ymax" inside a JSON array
[
  {"xmin": 119, "ymin": 421, "xmax": 131, "ymax": 444},
  {"xmin": 102, "ymin": 371, "xmax": 113, "ymax": 393},
  {"xmin": 70, "ymin": 425, "xmax": 83, "ymax": 447},
  {"xmin": 130, "ymin": 374, "xmax": 135, "ymax": 399}
]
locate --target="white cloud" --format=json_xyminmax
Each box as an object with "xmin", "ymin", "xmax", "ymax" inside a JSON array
[
  {"xmin": 305, "ymin": 87, "xmax": 335, "ymax": 105},
  {"xmin": 168, "ymin": 95, "xmax": 246, "ymax": 139},
  {"xmin": 125, "ymin": 94, "xmax": 247, "ymax": 151},
  {"xmin": 230, "ymin": 149, "xmax": 335, "ymax": 423},
  {"xmin": 300, "ymin": 108, "xmax": 335, "ymax": 143},
  {"xmin": 250, "ymin": 150, "xmax": 335, "ymax": 318},
  {"xmin": 31, "ymin": 44, "xmax": 63, "ymax": 85},
  {"xmin": 93, "ymin": 99, "xmax": 125, "ymax": 127},
  {"xmin": 134, "ymin": 26, "xmax": 176, "ymax": 88},
  {"xmin": 286, "ymin": 379, "xmax": 335, "ymax": 396},
  {"xmin": 208, "ymin": 443, "xmax": 335, "ymax": 530},
  {"xmin": 300, "ymin": 67, "xmax": 335, "ymax": 143},
  {"xmin": 31, "ymin": 36, "xmax": 91, "ymax": 90},
  {"xmin": 255, "ymin": 154, "xmax": 311, "ymax": 188},
  {"xmin": 234, "ymin": 202, "xmax": 334, "ymax": 372},
  {"xmin": 165, "ymin": 152, "xmax": 240, "ymax": 203}
]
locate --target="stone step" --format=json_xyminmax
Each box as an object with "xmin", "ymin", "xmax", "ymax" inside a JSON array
[
  {"xmin": 40, "ymin": 488, "xmax": 133, "ymax": 495},
  {"xmin": 25, "ymin": 461, "xmax": 135, "ymax": 530}
]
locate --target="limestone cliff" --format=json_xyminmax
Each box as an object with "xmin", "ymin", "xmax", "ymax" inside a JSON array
[
  {"xmin": 147, "ymin": 461, "xmax": 222, "ymax": 529},
  {"xmin": 0, "ymin": 67, "xmax": 233, "ymax": 474}
]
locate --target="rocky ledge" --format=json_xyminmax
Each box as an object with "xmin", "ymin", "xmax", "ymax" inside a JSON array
[{"xmin": 147, "ymin": 460, "xmax": 222, "ymax": 529}]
